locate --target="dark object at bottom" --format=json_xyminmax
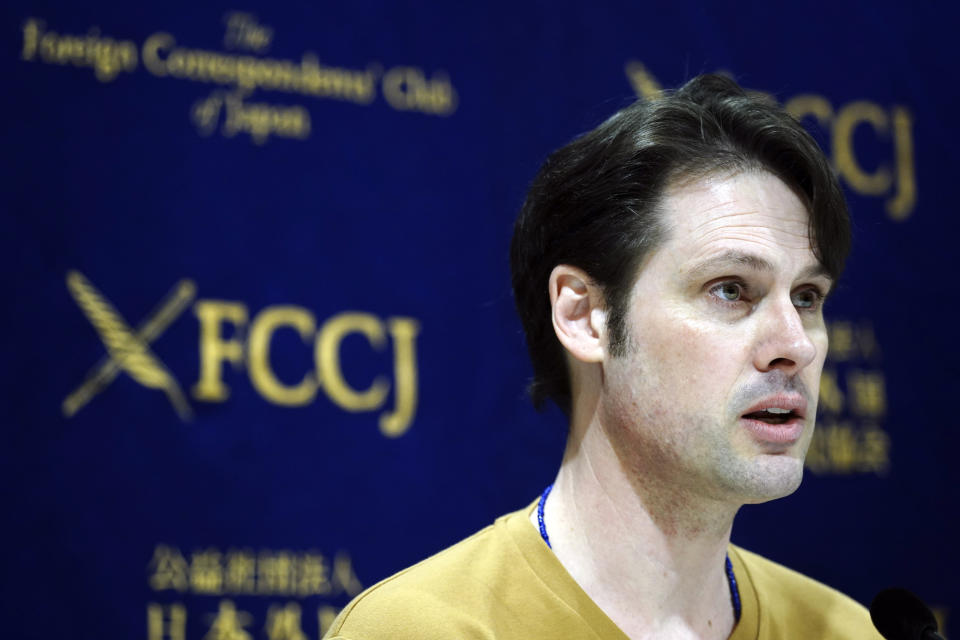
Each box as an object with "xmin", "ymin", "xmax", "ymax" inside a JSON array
[{"xmin": 870, "ymin": 588, "xmax": 945, "ymax": 640}]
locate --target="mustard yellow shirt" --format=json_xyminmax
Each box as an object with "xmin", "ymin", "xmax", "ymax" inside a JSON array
[{"xmin": 325, "ymin": 500, "xmax": 881, "ymax": 639}]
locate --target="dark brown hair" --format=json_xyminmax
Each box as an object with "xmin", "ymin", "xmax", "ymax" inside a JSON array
[{"xmin": 510, "ymin": 74, "xmax": 850, "ymax": 414}]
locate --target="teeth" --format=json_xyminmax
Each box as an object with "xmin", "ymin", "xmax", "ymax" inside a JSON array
[{"xmin": 766, "ymin": 408, "xmax": 791, "ymax": 414}]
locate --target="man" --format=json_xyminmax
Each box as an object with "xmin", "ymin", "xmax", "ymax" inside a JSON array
[{"xmin": 325, "ymin": 74, "xmax": 882, "ymax": 639}]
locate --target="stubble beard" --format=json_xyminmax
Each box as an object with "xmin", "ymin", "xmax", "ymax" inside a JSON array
[{"xmin": 600, "ymin": 374, "xmax": 814, "ymax": 518}]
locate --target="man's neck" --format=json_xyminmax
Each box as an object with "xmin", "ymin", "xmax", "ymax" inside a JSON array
[{"xmin": 532, "ymin": 418, "xmax": 741, "ymax": 640}]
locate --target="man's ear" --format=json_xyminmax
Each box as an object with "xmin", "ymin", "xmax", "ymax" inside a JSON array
[{"xmin": 549, "ymin": 265, "xmax": 606, "ymax": 363}]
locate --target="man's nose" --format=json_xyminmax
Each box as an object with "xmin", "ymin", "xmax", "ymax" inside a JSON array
[{"xmin": 753, "ymin": 296, "xmax": 818, "ymax": 374}]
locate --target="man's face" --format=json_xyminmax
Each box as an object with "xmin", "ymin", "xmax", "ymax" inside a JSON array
[{"xmin": 599, "ymin": 170, "xmax": 832, "ymax": 506}]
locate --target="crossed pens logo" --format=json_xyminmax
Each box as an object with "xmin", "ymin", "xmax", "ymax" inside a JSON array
[
  {"xmin": 63, "ymin": 270, "xmax": 197, "ymax": 420},
  {"xmin": 62, "ymin": 270, "xmax": 422, "ymax": 435}
]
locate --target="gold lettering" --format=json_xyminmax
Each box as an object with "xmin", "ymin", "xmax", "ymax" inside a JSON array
[
  {"xmin": 378, "ymin": 317, "xmax": 420, "ymax": 437},
  {"xmin": 223, "ymin": 13, "xmax": 273, "ymax": 53},
  {"xmin": 223, "ymin": 549, "xmax": 256, "ymax": 594},
  {"xmin": 827, "ymin": 321, "xmax": 855, "ymax": 362},
  {"xmin": 847, "ymin": 369, "xmax": 887, "ymax": 418},
  {"xmin": 818, "ymin": 368, "xmax": 845, "ymax": 415},
  {"xmin": 623, "ymin": 63, "xmax": 920, "ymax": 223},
  {"xmin": 823, "ymin": 423, "xmax": 858, "ymax": 473},
  {"xmin": 383, "ymin": 67, "xmax": 457, "ymax": 115},
  {"xmin": 784, "ymin": 94, "xmax": 834, "ymax": 130},
  {"xmin": 265, "ymin": 603, "xmax": 307, "ymax": 640},
  {"xmin": 205, "ymin": 600, "xmax": 254, "ymax": 640},
  {"xmin": 834, "ymin": 101, "xmax": 892, "ymax": 195},
  {"xmin": 192, "ymin": 300, "xmax": 248, "ymax": 402},
  {"xmin": 258, "ymin": 551, "xmax": 296, "ymax": 595},
  {"xmin": 55, "ymin": 29, "xmax": 376, "ymax": 105},
  {"xmin": 887, "ymin": 106, "xmax": 916, "ymax": 220},
  {"xmin": 222, "ymin": 90, "xmax": 245, "ymax": 137},
  {"xmin": 856, "ymin": 321, "xmax": 880, "ymax": 361},
  {"xmin": 189, "ymin": 300, "xmax": 423, "ymax": 423},
  {"xmin": 22, "ymin": 22, "xmax": 137, "ymax": 81},
  {"xmin": 804, "ymin": 426, "xmax": 828, "ymax": 473},
  {"xmin": 805, "ymin": 422, "xmax": 890, "ymax": 475},
  {"xmin": 318, "ymin": 606, "xmax": 340, "ymax": 637},
  {"xmin": 39, "ymin": 32, "xmax": 56, "ymax": 60},
  {"xmin": 233, "ymin": 56, "xmax": 259, "ymax": 90},
  {"xmin": 624, "ymin": 60, "xmax": 663, "ymax": 100},
  {"xmin": 295, "ymin": 552, "xmax": 331, "ymax": 596},
  {"xmin": 332, "ymin": 552, "xmax": 363, "ymax": 596},
  {"xmin": 355, "ymin": 65, "xmax": 380, "ymax": 104},
  {"xmin": 147, "ymin": 603, "xmax": 186, "ymax": 640},
  {"xmin": 165, "ymin": 48, "xmax": 190, "ymax": 76},
  {"xmin": 142, "ymin": 32, "xmax": 174, "ymax": 76},
  {"xmin": 21, "ymin": 18, "xmax": 42, "ymax": 60},
  {"xmin": 315, "ymin": 312, "xmax": 389, "ymax": 411},
  {"xmin": 860, "ymin": 425, "xmax": 891, "ymax": 474},
  {"xmin": 190, "ymin": 548, "xmax": 224, "ymax": 594},
  {"xmin": 383, "ymin": 66, "xmax": 412, "ymax": 110},
  {"xmin": 148, "ymin": 544, "xmax": 189, "ymax": 592},
  {"xmin": 247, "ymin": 306, "xmax": 318, "ymax": 406},
  {"xmin": 192, "ymin": 91, "xmax": 225, "ymax": 136},
  {"xmin": 222, "ymin": 90, "xmax": 311, "ymax": 144}
]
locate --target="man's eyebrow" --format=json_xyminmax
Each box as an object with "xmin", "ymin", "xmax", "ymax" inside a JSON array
[{"xmin": 684, "ymin": 250, "xmax": 833, "ymax": 283}]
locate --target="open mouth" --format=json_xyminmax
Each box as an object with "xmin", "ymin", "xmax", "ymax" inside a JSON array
[{"xmin": 742, "ymin": 408, "xmax": 800, "ymax": 425}]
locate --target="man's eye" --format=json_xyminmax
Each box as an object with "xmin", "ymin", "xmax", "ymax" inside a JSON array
[
  {"xmin": 791, "ymin": 288, "xmax": 822, "ymax": 309},
  {"xmin": 711, "ymin": 282, "xmax": 743, "ymax": 302}
]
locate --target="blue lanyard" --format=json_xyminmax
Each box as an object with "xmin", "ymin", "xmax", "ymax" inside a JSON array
[{"xmin": 537, "ymin": 484, "xmax": 742, "ymax": 623}]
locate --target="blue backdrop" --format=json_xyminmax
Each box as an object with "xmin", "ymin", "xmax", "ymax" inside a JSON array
[{"xmin": 3, "ymin": 2, "xmax": 957, "ymax": 638}]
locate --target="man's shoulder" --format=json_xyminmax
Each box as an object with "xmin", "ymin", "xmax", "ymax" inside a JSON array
[
  {"xmin": 324, "ymin": 507, "xmax": 532, "ymax": 640},
  {"xmin": 733, "ymin": 544, "xmax": 865, "ymax": 608},
  {"xmin": 732, "ymin": 545, "xmax": 882, "ymax": 639}
]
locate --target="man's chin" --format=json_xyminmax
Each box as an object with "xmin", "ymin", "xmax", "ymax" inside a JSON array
[{"xmin": 734, "ymin": 454, "xmax": 806, "ymax": 505}]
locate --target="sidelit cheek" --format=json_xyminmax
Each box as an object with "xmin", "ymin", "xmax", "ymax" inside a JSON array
[{"xmin": 659, "ymin": 325, "xmax": 726, "ymax": 363}]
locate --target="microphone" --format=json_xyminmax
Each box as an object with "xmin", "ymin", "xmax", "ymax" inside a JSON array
[{"xmin": 870, "ymin": 588, "xmax": 946, "ymax": 640}]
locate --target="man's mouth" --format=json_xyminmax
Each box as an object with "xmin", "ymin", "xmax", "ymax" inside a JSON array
[
  {"xmin": 742, "ymin": 408, "xmax": 800, "ymax": 425},
  {"xmin": 740, "ymin": 396, "xmax": 808, "ymax": 444}
]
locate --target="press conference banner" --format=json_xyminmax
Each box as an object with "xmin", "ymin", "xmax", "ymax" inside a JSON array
[{"xmin": 3, "ymin": 2, "xmax": 957, "ymax": 638}]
